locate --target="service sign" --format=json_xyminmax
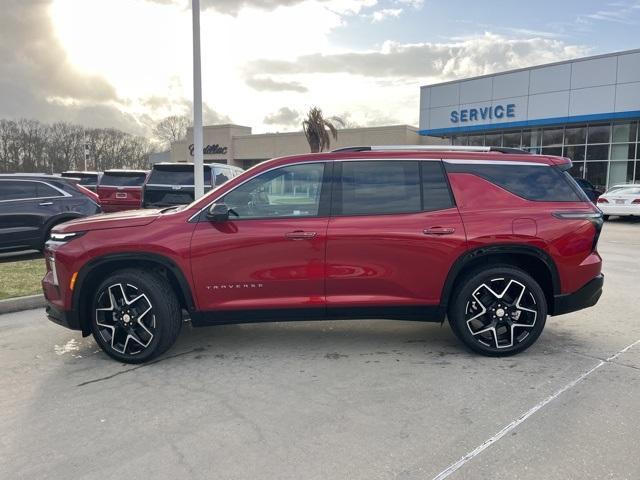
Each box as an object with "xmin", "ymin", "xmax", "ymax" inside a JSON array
[{"xmin": 450, "ymin": 103, "xmax": 516, "ymax": 124}]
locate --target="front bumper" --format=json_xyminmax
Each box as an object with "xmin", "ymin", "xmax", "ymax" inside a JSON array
[
  {"xmin": 552, "ymin": 274, "xmax": 604, "ymax": 316},
  {"xmin": 45, "ymin": 302, "xmax": 82, "ymax": 331}
]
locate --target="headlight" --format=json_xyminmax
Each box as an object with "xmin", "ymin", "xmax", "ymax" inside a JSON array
[
  {"xmin": 47, "ymin": 255, "xmax": 59, "ymax": 286},
  {"xmin": 50, "ymin": 231, "xmax": 85, "ymax": 242}
]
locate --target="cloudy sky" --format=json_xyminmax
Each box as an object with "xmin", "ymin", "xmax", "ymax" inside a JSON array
[{"xmin": 1, "ymin": 0, "xmax": 639, "ymax": 137}]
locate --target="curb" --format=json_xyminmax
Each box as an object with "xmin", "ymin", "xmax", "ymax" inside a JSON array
[{"xmin": 0, "ymin": 294, "xmax": 46, "ymax": 315}]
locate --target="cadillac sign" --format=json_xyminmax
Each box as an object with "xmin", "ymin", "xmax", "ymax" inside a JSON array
[{"xmin": 189, "ymin": 143, "xmax": 228, "ymax": 156}]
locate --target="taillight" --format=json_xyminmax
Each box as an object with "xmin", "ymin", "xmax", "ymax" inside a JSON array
[
  {"xmin": 632, "ymin": 199, "xmax": 640, "ymax": 204},
  {"xmin": 597, "ymin": 197, "xmax": 608, "ymax": 203},
  {"xmin": 553, "ymin": 210, "xmax": 603, "ymax": 252}
]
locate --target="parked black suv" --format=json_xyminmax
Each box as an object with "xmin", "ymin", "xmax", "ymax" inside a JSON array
[
  {"xmin": 142, "ymin": 162, "xmax": 243, "ymax": 208},
  {"xmin": 0, "ymin": 174, "xmax": 101, "ymax": 252},
  {"xmin": 573, "ymin": 177, "xmax": 602, "ymax": 203},
  {"xmin": 60, "ymin": 171, "xmax": 103, "ymax": 192}
]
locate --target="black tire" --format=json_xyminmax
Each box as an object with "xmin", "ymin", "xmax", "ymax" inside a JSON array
[
  {"xmin": 91, "ymin": 269, "xmax": 182, "ymax": 363},
  {"xmin": 603, "ymin": 215, "xmax": 610, "ymax": 221},
  {"xmin": 448, "ymin": 266, "xmax": 547, "ymax": 356}
]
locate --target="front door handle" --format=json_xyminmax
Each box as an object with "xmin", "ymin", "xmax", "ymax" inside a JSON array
[
  {"xmin": 423, "ymin": 227, "xmax": 455, "ymax": 235},
  {"xmin": 38, "ymin": 202, "xmax": 53, "ymax": 206},
  {"xmin": 285, "ymin": 231, "xmax": 317, "ymax": 240}
]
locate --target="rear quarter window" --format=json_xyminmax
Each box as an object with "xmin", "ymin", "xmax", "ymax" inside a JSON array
[
  {"xmin": 445, "ymin": 162, "xmax": 582, "ymax": 202},
  {"xmin": 101, "ymin": 173, "xmax": 147, "ymax": 187}
]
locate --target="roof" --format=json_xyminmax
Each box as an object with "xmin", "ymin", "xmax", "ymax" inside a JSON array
[
  {"xmin": 152, "ymin": 162, "xmax": 233, "ymax": 168},
  {"xmin": 103, "ymin": 169, "xmax": 149, "ymax": 174}
]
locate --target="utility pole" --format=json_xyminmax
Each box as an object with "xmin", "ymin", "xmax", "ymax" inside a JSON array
[
  {"xmin": 192, "ymin": 0, "xmax": 204, "ymax": 199},
  {"xmin": 83, "ymin": 129, "xmax": 89, "ymax": 171}
]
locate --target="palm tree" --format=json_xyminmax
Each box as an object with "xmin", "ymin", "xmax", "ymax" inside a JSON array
[{"xmin": 302, "ymin": 107, "xmax": 344, "ymax": 153}]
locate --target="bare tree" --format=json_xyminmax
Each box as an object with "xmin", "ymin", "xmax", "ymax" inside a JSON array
[
  {"xmin": 153, "ymin": 115, "xmax": 191, "ymax": 148},
  {"xmin": 47, "ymin": 122, "xmax": 83, "ymax": 174},
  {"xmin": 302, "ymin": 107, "xmax": 344, "ymax": 153},
  {"xmin": 0, "ymin": 117, "xmax": 153, "ymax": 173}
]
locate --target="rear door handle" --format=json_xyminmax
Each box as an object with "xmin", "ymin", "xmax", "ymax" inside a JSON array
[
  {"xmin": 38, "ymin": 202, "xmax": 53, "ymax": 206},
  {"xmin": 285, "ymin": 231, "xmax": 317, "ymax": 240},
  {"xmin": 423, "ymin": 227, "xmax": 455, "ymax": 235}
]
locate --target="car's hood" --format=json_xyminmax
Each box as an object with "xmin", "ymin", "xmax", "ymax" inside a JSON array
[{"xmin": 54, "ymin": 208, "xmax": 162, "ymax": 233}]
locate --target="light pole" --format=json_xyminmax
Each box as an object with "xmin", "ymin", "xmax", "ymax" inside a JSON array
[{"xmin": 192, "ymin": 0, "xmax": 204, "ymax": 199}]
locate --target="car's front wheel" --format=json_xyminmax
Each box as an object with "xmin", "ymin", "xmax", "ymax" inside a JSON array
[
  {"xmin": 91, "ymin": 269, "xmax": 182, "ymax": 363},
  {"xmin": 448, "ymin": 266, "xmax": 547, "ymax": 356}
]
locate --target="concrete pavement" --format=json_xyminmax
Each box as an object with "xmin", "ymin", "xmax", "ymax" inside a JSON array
[{"xmin": 1, "ymin": 219, "xmax": 639, "ymax": 480}]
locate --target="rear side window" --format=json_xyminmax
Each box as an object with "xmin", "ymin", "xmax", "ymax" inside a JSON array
[
  {"xmin": 445, "ymin": 162, "xmax": 582, "ymax": 202},
  {"xmin": 422, "ymin": 161, "xmax": 455, "ymax": 211},
  {"xmin": 148, "ymin": 166, "xmax": 212, "ymax": 185},
  {"xmin": 338, "ymin": 161, "xmax": 421, "ymax": 215},
  {"xmin": 101, "ymin": 173, "xmax": 147, "ymax": 187},
  {"xmin": 36, "ymin": 183, "xmax": 62, "ymax": 198}
]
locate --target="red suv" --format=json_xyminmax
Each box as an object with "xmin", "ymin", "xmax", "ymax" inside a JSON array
[
  {"xmin": 42, "ymin": 146, "xmax": 604, "ymax": 363},
  {"xmin": 97, "ymin": 169, "xmax": 148, "ymax": 212}
]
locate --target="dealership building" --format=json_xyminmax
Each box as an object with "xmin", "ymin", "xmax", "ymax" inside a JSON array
[{"xmin": 419, "ymin": 48, "xmax": 640, "ymax": 190}]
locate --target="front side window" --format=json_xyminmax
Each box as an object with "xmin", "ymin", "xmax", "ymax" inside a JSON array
[
  {"xmin": 221, "ymin": 163, "xmax": 325, "ymax": 219},
  {"xmin": 0, "ymin": 181, "xmax": 38, "ymax": 201},
  {"xmin": 338, "ymin": 161, "xmax": 421, "ymax": 215}
]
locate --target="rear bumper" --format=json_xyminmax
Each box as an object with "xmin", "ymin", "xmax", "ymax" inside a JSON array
[
  {"xmin": 45, "ymin": 302, "xmax": 82, "ymax": 331},
  {"xmin": 552, "ymin": 274, "xmax": 604, "ymax": 316}
]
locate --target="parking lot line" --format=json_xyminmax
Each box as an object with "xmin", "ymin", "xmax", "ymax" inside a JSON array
[{"xmin": 431, "ymin": 337, "xmax": 640, "ymax": 480}]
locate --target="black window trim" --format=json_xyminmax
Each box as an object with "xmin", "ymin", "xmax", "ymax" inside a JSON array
[{"xmin": 0, "ymin": 179, "xmax": 70, "ymax": 203}]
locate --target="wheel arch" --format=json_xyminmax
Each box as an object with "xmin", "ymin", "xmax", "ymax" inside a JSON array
[
  {"xmin": 72, "ymin": 252, "xmax": 195, "ymax": 335},
  {"xmin": 440, "ymin": 245, "xmax": 560, "ymax": 316}
]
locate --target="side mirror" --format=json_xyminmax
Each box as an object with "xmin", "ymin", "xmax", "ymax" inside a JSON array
[{"xmin": 206, "ymin": 203, "xmax": 230, "ymax": 222}]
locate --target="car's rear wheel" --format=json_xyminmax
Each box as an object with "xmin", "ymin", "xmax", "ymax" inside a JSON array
[
  {"xmin": 91, "ymin": 269, "xmax": 182, "ymax": 363},
  {"xmin": 448, "ymin": 266, "xmax": 547, "ymax": 356}
]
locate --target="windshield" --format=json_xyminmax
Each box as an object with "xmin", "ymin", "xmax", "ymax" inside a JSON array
[
  {"xmin": 101, "ymin": 172, "xmax": 147, "ymax": 187},
  {"xmin": 147, "ymin": 165, "xmax": 212, "ymax": 185}
]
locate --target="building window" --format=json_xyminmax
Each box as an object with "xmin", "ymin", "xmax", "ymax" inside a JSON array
[
  {"xmin": 584, "ymin": 162, "xmax": 608, "ymax": 191},
  {"xmin": 542, "ymin": 128, "xmax": 563, "ymax": 146},
  {"xmin": 587, "ymin": 124, "xmax": 611, "ymax": 144},
  {"xmin": 565, "ymin": 125, "xmax": 587, "ymax": 145},
  {"xmin": 502, "ymin": 131, "xmax": 521, "ymax": 148}
]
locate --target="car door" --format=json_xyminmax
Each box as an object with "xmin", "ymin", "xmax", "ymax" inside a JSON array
[
  {"xmin": 325, "ymin": 159, "xmax": 467, "ymax": 313},
  {"xmin": 190, "ymin": 161, "xmax": 331, "ymax": 315},
  {"xmin": 0, "ymin": 180, "xmax": 54, "ymax": 250}
]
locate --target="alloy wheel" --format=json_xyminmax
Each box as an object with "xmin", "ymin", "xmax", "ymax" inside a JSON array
[
  {"xmin": 95, "ymin": 283, "xmax": 156, "ymax": 356},
  {"xmin": 464, "ymin": 277, "xmax": 538, "ymax": 350}
]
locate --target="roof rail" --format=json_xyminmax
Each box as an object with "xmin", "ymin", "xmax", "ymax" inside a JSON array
[{"xmin": 332, "ymin": 145, "xmax": 531, "ymax": 154}]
